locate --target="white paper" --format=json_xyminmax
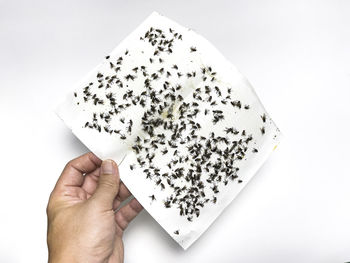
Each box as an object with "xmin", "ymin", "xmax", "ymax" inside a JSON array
[{"xmin": 56, "ymin": 12, "xmax": 281, "ymax": 249}]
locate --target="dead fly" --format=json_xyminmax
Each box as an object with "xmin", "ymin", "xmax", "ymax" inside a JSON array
[
  {"xmin": 245, "ymin": 135, "xmax": 253, "ymax": 143},
  {"xmin": 224, "ymin": 127, "xmax": 239, "ymax": 135},
  {"xmin": 125, "ymin": 74, "xmax": 136, "ymax": 81},
  {"xmin": 113, "ymin": 129, "xmax": 120, "ymax": 134},
  {"xmin": 231, "ymin": 100, "xmax": 242, "ymax": 109},
  {"xmin": 261, "ymin": 113, "xmax": 266, "ymax": 123},
  {"xmin": 137, "ymin": 157, "xmax": 146, "ymax": 167},
  {"xmin": 190, "ymin": 46, "xmax": 197, "ymax": 52},
  {"xmin": 129, "ymin": 164, "xmax": 135, "ymax": 170},
  {"xmin": 214, "ymin": 86, "xmax": 222, "ymax": 96},
  {"xmin": 174, "ymin": 230, "xmax": 179, "ymax": 235},
  {"xmin": 93, "ymin": 98, "xmax": 104, "ymax": 105},
  {"xmin": 195, "ymin": 209, "xmax": 200, "ymax": 217},
  {"xmin": 212, "ymin": 185, "xmax": 219, "ymax": 194},
  {"xmin": 117, "ymin": 57, "xmax": 123, "ymax": 65},
  {"xmin": 149, "ymin": 195, "xmax": 156, "ymax": 201},
  {"xmin": 212, "ymin": 111, "xmax": 224, "ymax": 124},
  {"xmin": 252, "ymin": 148, "xmax": 258, "ymax": 153},
  {"xmin": 260, "ymin": 127, "xmax": 265, "ymax": 135},
  {"xmin": 151, "ymin": 73, "xmax": 159, "ymax": 80},
  {"xmin": 135, "ymin": 136, "xmax": 142, "ymax": 143},
  {"xmin": 244, "ymin": 105, "xmax": 250, "ymax": 110},
  {"xmin": 127, "ymin": 119, "xmax": 133, "ymax": 134}
]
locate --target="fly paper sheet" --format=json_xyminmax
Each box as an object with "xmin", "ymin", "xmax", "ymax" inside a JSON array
[{"xmin": 56, "ymin": 12, "xmax": 281, "ymax": 249}]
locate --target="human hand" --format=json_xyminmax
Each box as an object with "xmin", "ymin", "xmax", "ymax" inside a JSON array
[{"xmin": 47, "ymin": 152, "xmax": 143, "ymax": 263}]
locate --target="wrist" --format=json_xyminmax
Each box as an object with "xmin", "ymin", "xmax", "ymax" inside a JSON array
[
  {"xmin": 49, "ymin": 254, "xmax": 79, "ymax": 263},
  {"xmin": 48, "ymin": 247, "xmax": 78, "ymax": 263}
]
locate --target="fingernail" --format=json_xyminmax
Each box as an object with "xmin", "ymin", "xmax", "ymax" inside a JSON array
[{"xmin": 101, "ymin": 160, "xmax": 115, "ymax": 175}]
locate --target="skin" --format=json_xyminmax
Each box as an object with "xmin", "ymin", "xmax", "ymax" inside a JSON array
[{"xmin": 47, "ymin": 152, "xmax": 143, "ymax": 263}]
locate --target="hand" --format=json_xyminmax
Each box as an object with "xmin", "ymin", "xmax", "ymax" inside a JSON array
[{"xmin": 47, "ymin": 152, "xmax": 143, "ymax": 263}]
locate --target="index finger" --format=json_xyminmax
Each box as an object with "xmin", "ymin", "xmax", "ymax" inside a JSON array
[{"xmin": 55, "ymin": 152, "xmax": 102, "ymax": 189}]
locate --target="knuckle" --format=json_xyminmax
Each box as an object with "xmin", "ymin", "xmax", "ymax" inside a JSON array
[{"xmin": 64, "ymin": 160, "xmax": 73, "ymax": 170}]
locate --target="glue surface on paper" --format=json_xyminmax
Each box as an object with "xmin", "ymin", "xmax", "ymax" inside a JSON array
[{"xmin": 56, "ymin": 12, "xmax": 281, "ymax": 250}]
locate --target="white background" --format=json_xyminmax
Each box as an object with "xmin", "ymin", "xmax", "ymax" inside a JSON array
[{"xmin": 0, "ymin": 0, "xmax": 349, "ymax": 262}]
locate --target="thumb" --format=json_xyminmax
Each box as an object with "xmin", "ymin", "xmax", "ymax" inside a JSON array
[{"xmin": 92, "ymin": 159, "xmax": 120, "ymax": 210}]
